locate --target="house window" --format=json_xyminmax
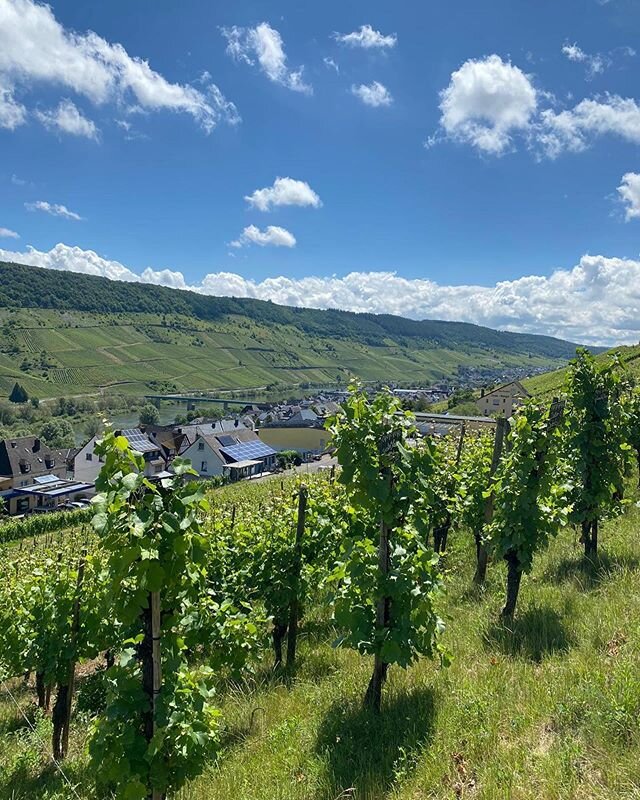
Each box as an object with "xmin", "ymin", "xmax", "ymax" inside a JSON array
[
  {"xmin": 86, "ymin": 453, "xmax": 93, "ymax": 461},
  {"xmin": 17, "ymin": 498, "xmax": 29, "ymax": 513},
  {"xmin": 198, "ymin": 442, "xmax": 205, "ymax": 451},
  {"xmin": 45, "ymin": 458, "xmax": 55, "ymax": 468},
  {"xmin": 201, "ymin": 461, "xmax": 208, "ymax": 473}
]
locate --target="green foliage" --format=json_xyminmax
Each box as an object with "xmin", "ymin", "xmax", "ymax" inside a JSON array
[
  {"xmin": 38, "ymin": 418, "xmax": 74, "ymax": 448},
  {"xmin": 454, "ymin": 431, "xmax": 493, "ymax": 536},
  {"xmin": 564, "ymin": 350, "xmax": 631, "ymax": 529},
  {"xmin": 89, "ymin": 433, "xmax": 220, "ymax": 798},
  {"xmin": 489, "ymin": 403, "xmax": 570, "ymax": 572},
  {"xmin": 329, "ymin": 384, "xmax": 447, "ymax": 673},
  {"xmin": 9, "ymin": 382, "xmax": 28, "ymax": 403},
  {"xmin": 138, "ymin": 402, "xmax": 160, "ymax": 427}
]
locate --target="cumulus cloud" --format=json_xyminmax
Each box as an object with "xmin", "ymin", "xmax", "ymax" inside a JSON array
[
  {"xmin": 351, "ymin": 81, "xmax": 393, "ymax": 107},
  {"xmin": 438, "ymin": 55, "xmax": 537, "ymax": 155},
  {"xmin": 221, "ymin": 22, "xmax": 311, "ymax": 94},
  {"xmin": 245, "ymin": 177, "xmax": 322, "ymax": 211},
  {"xmin": 35, "ymin": 99, "xmax": 99, "ymax": 140},
  {"xmin": 617, "ymin": 172, "xmax": 640, "ymax": 220},
  {"xmin": 436, "ymin": 54, "xmax": 640, "ymax": 158},
  {"xmin": 537, "ymin": 95, "xmax": 640, "ymax": 158},
  {"xmin": 0, "ymin": 0, "xmax": 239, "ymax": 133},
  {"xmin": 333, "ymin": 24, "xmax": 397, "ymax": 49},
  {"xmin": 24, "ymin": 201, "xmax": 83, "ymax": 221},
  {"xmin": 0, "ymin": 226, "xmax": 19, "ymax": 238},
  {"xmin": 2, "ymin": 242, "xmax": 640, "ymax": 345},
  {"xmin": 230, "ymin": 225, "xmax": 296, "ymax": 248}
]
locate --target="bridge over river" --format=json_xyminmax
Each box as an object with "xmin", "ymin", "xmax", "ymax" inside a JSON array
[{"xmin": 143, "ymin": 394, "xmax": 268, "ymax": 411}]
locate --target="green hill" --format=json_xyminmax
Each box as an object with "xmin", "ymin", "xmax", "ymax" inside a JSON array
[
  {"xmin": 0, "ymin": 260, "xmax": 594, "ymax": 400},
  {"xmin": 525, "ymin": 343, "xmax": 640, "ymax": 398}
]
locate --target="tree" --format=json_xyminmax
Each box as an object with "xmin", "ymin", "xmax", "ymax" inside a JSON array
[
  {"xmin": 329, "ymin": 384, "xmax": 447, "ymax": 712},
  {"xmin": 9, "ymin": 382, "xmax": 28, "ymax": 403},
  {"xmin": 90, "ymin": 433, "xmax": 219, "ymax": 800},
  {"xmin": 39, "ymin": 419, "xmax": 75, "ymax": 449},
  {"xmin": 564, "ymin": 350, "xmax": 631, "ymax": 558},
  {"xmin": 139, "ymin": 402, "xmax": 160, "ymax": 427}
]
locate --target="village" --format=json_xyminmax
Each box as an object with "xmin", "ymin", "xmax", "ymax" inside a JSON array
[{"xmin": 0, "ymin": 378, "xmax": 531, "ymax": 517}]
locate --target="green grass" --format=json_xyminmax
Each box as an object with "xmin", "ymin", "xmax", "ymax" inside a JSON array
[
  {"xmin": 0, "ymin": 306, "xmax": 570, "ymax": 400},
  {"xmin": 3, "ymin": 489, "xmax": 640, "ymax": 798},
  {"xmin": 525, "ymin": 342, "xmax": 640, "ymax": 399}
]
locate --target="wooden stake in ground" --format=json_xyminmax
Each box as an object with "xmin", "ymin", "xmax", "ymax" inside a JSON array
[
  {"xmin": 286, "ymin": 485, "xmax": 307, "ymax": 671},
  {"xmin": 364, "ymin": 467, "xmax": 392, "ymax": 713},
  {"xmin": 52, "ymin": 552, "xmax": 86, "ymax": 761}
]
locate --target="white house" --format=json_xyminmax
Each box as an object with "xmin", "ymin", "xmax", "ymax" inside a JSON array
[
  {"xmin": 181, "ymin": 428, "xmax": 276, "ymax": 481},
  {"xmin": 74, "ymin": 428, "xmax": 166, "ymax": 484},
  {"xmin": 476, "ymin": 381, "xmax": 530, "ymax": 418}
]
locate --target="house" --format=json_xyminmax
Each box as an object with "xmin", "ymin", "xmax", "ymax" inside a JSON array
[
  {"xmin": 258, "ymin": 411, "xmax": 329, "ymax": 457},
  {"xmin": 476, "ymin": 381, "xmax": 530, "ymax": 418},
  {"xmin": 74, "ymin": 428, "xmax": 166, "ymax": 484},
  {"xmin": 10, "ymin": 475, "xmax": 94, "ymax": 515},
  {"xmin": 0, "ymin": 435, "xmax": 77, "ymax": 515},
  {"xmin": 181, "ymin": 427, "xmax": 277, "ymax": 481}
]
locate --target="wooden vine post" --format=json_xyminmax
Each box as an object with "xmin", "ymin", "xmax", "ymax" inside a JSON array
[
  {"xmin": 53, "ymin": 552, "xmax": 86, "ymax": 761},
  {"xmin": 150, "ymin": 590, "xmax": 163, "ymax": 800},
  {"xmin": 475, "ymin": 416, "xmax": 507, "ymax": 585},
  {"xmin": 286, "ymin": 484, "xmax": 307, "ymax": 671},
  {"xmin": 364, "ymin": 428, "xmax": 400, "ymax": 713}
]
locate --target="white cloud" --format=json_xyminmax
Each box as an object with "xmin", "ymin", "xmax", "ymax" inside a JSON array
[
  {"xmin": 24, "ymin": 201, "xmax": 83, "ymax": 221},
  {"xmin": 323, "ymin": 57, "xmax": 339, "ymax": 74},
  {"xmin": 436, "ymin": 54, "xmax": 640, "ymax": 158},
  {"xmin": 561, "ymin": 41, "xmax": 634, "ymax": 80},
  {"xmin": 221, "ymin": 22, "xmax": 311, "ymax": 94},
  {"xmin": 537, "ymin": 95, "xmax": 640, "ymax": 158},
  {"xmin": 10, "ymin": 174, "xmax": 26, "ymax": 185},
  {"xmin": 2, "ymin": 242, "xmax": 640, "ymax": 345},
  {"xmin": 230, "ymin": 225, "xmax": 296, "ymax": 248},
  {"xmin": 351, "ymin": 81, "xmax": 393, "ymax": 107},
  {"xmin": 562, "ymin": 42, "xmax": 608, "ymax": 79},
  {"xmin": 0, "ymin": 81, "xmax": 27, "ymax": 129},
  {"xmin": 0, "ymin": 0, "xmax": 239, "ymax": 133},
  {"xmin": 333, "ymin": 24, "xmax": 397, "ymax": 49},
  {"xmin": 0, "ymin": 226, "xmax": 19, "ymax": 238},
  {"xmin": 617, "ymin": 172, "xmax": 640, "ymax": 220},
  {"xmin": 35, "ymin": 98, "xmax": 98, "ymax": 140},
  {"xmin": 438, "ymin": 55, "xmax": 537, "ymax": 155},
  {"xmin": 245, "ymin": 177, "xmax": 322, "ymax": 212}
]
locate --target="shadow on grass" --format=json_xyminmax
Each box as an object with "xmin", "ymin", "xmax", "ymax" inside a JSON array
[
  {"xmin": 483, "ymin": 606, "xmax": 575, "ymax": 663},
  {"xmin": 315, "ymin": 686, "xmax": 436, "ymax": 799},
  {"xmin": 544, "ymin": 550, "xmax": 640, "ymax": 591},
  {"xmin": 0, "ymin": 752, "xmax": 92, "ymax": 800}
]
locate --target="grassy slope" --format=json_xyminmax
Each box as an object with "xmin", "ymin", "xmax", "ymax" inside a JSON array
[
  {"xmin": 525, "ymin": 343, "xmax": 640, "ymax": 399},
  {"xmin": 2, "ymin": 482, "xmax": 640, "ymax": 799},
  {"xmin": 0, "ymin": 305, "xmax": 570, "ymax": 401}
]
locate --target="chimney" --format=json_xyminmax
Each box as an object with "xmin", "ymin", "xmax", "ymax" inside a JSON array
[
  {"xmin": 33, "ymin": 438, "xmax": 41, "ymax": 452},
  {"xmin": 480, "ymin": 388, "xmax": 485, "ymax": 398}
]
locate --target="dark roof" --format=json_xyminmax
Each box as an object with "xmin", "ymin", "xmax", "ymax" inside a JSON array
[
  {"xmin": 0, "ymin": 436, "xmax": 69, "ymax": 479},
  {"xmin": 481, "ymin": 381, "xmax": 531, "ymax": 399}
]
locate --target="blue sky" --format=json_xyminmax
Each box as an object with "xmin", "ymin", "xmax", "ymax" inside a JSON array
[{"xmin": 1, "ymin": 0, "xmax": 640, "ymax": 345}]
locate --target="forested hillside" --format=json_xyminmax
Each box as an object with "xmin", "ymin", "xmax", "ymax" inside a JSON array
[{"xmin": 0, "ymin": 261, "xmax": 593, "ymax": 399}]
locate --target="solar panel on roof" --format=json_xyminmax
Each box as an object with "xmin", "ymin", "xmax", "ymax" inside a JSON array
[
  {"xmin": 217, "ymin": 434, "xmax": 237, "ymax": 447},
  {"xmin": 121, "ymin": 429, "xmax": 158, "ymax": 453},
  {"xmin": 220, "ymin": 441, "xmax": 276, "ymax": 462}
]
